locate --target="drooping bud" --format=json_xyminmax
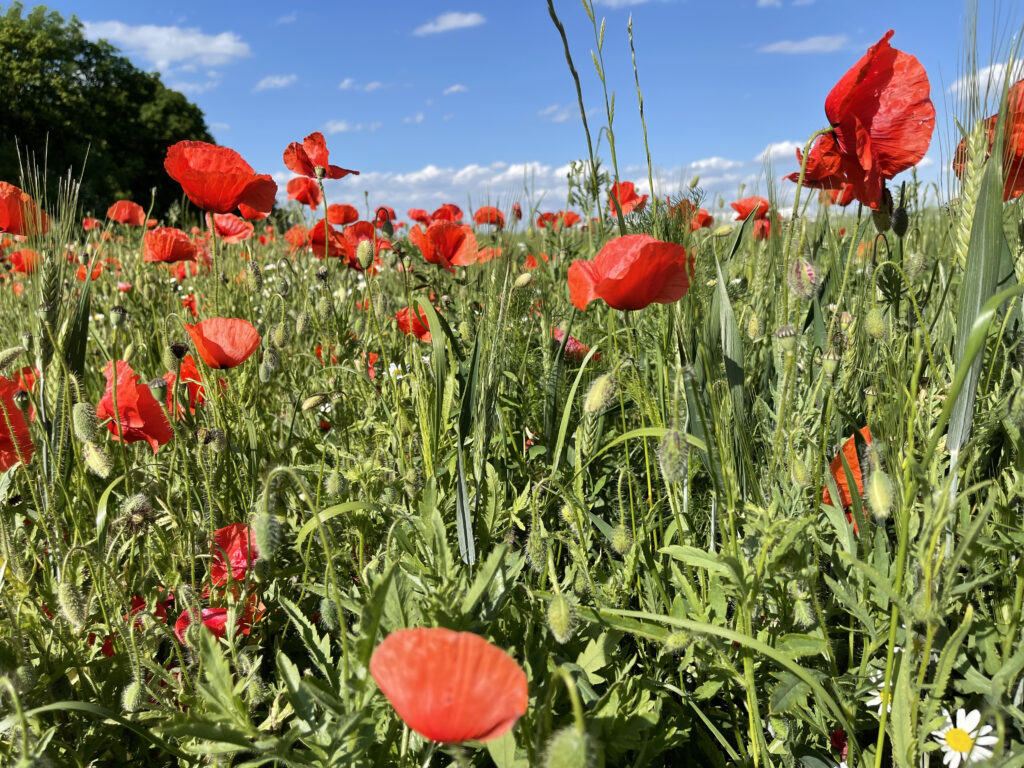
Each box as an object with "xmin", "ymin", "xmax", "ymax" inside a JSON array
[
  {"xmin": 262, "ymin": 348, "xmax": 281, "ymax": 374},
  {"xmin": 526, "ymin": 524, "xmax": 547, "ymax": 573},
  {"xmin": 544, "ymin": 726, "xmax": 595, "ymax": 768},
  {"xmin": 245, "ymin": 261, "xmax": 263, "ymax": 292},
  {"xmin": 610, "ymin": 524, "xmax": 631, "ymax": 556},
  {"xmin": 271, "ymin": 322, "xmax": 291, "ymax": 349},
  {"xmin": 657, "ymin": 429, "xmax": 688, "ymax": 484},
  {"xmin": 58, "ymin": 581, "xmax": 89, "ymax": 631},
  {"xmin": 302, "ymin": 393, "xmax": 331, "ymax": 412},
  {"xmin": 120, "ymin": 493, "xmax": 155, "ymax": 535},
  {"xmin": 663, "ymin": 630, "xmax": 691, "ymax": 654},
  {"xmin": 296, "ymin": 311, "xmax": 311, "ymax": 337},
  {"xmin": 514, "ymin": 272, "xmax": 534, "ymax": 290},
  {"xmin": 83, "ymin": 442, "xmax": 113, "ymax": 478},
  {"xmin": 791, "ymin": 456, "xmax": 811, "ymax": 487},
  {"xmin": 583, "ymin": 373, "xmax": 618, "ymax": 415},
  {"xmin": 905, "ymin": 252, "xmax": 927, "ymax": 281},
  {"xmin": 745, "ymin": 313, "xmax": 763, "ymax": 340},
  {"xmin": 315, "ymin": 265, "xmax": 330, "ymax": 285},
  {"xmin": 252, "ymin": 512, "xmax": 282, "ymax": 561},
  {"xmin": 325, "ymin": 469, "xmax": 344, "ymax": 498},
  {"xmin": 872, "ymin": 187, "xmax": 893, "ymax": 233},
  {"xmin": 546, "ymin": 593, "xmax": 577, "ymax": 644},
  {"xmin": 318, "ymin": 595, "xmax": 340, "ymax": 631},
  {"xmin": 121, "ymin": 680, "xmax": 145, "ymax": 713},
  {"xmin": 316, "ymin": 295, "xmax": 332, "ymax": 324},
  {"xmin": 122, "ymin": 342, "xmax": 136, "ymax": 365},
  {"xmin": 72, "ymin": 402, "xmax": 98, "ymax": 443}
]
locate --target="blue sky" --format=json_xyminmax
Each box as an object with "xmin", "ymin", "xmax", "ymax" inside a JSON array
[{"xmin": 35, "ymin": 1, "xmax": 1024, "ymax": 215}]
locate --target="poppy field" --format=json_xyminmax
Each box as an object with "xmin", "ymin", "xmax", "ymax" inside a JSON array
[{"xmin": 1, "ymin": 4, "xmax": 1024, "ymax": 767}]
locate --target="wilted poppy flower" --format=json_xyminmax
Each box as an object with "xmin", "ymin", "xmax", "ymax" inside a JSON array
[
  {"xmin": 396, "ymin": 305, "xmax": 432, "ymax": 342},
  {"xmin": 185, "ymin": 318, "xmax": 261, "ymax": 369},
  {"xmin": 552, "ymin": 327, "xmax": 599, "ymax": 363},
  {"xmin": 144, "ymin": 227, "xmax": 197, "ymax": 264},
  {"xmin": 238, "ymin": 203, "xmax": 269, "ymax": 220},
  {"xmin": 327, "ymin": 203, "xmax": 359, "ymax": 226},
  {"xmin": 473, "ymin": 206, "xmax": 505, "ymax": 228},
  {"xmin": 817, "ymin": 30, "xmax": 934, "ymax": 209},
  {"xmin": 286, "ymin": 177, "xmax": 322, "ymax": 209},
  {"xmin": 96, "ymin": 361, "xmax": 174, "ymax": 453},
  {"xmin": 82, "ymin": 217, "xmax": 101, "ymax": 231},
  {"xmin": 431, "ymin": 203, "xmax": 463, "ymax": 223},
  {"xmin": 609, "ymin": 181, "xmax": 648, "ymax": 216},
  {"xmin": 0, "ymin": 375, "xmax": 34, "ymax": 471},
  {"xmin": 0, "ymin": 182, "xmax": 48, "ymax": 236},
  {"xmin": 731, "ymin": 196, "xmax": 770, "ymax": 221},
  {"xmin": 164, "ymin": 141, "xmax": 277, "ymax": 214},
  {"xmin": 822, "ymin": 426, "xmax": 872, "ymax": 510},
  {"xmin": 208, "ymin": 213, "xmax": 254, "ymax": 244},
  {"xmin": 107, "ymin": 200, "xmax": 146, "ymax": 226},
  {"xmin": 409, "ymin": 220, "xmax": 478, "ymax": 272},
  {"xmin": 284, "ymin": 224, "xmax": 309, "ymax": 253},
  {"xmin": 953, "ymin": 78, "xmax": 1024, "ymax": 201},
  {"xmin": 9, "ymin": 249, "xmax": 41, "ymax": 274},
  {"xmin": 370, "ymin": 627, "xmax": 528, "ymax": 744},
  {"xmin": 210, "ymin": 523, "xmax": 259, "ymax": 586},
  {"xmin": 283, "ymin": 131, "xmax": 358, "ymax": 180},
  {"xmin": 511, "ymin": 202, "xmax": 523, "ymax": 220},
  {"xmin": 407, "ymin": 208, "xmax": 432, "ymax": 227},
  {"xmin": 568, "ymin": 234, "xmax": 694, "ymax": 311}
]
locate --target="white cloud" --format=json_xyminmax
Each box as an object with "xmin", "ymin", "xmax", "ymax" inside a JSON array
[
  {"xmin": 918, "ymin": 155, "xmax": 935, "ymax": 168},
  {"xmin": 323, "ymin": 120, "xmax": 382, "ymax": 134},
  {"xmin": 403, "ymin": 113, "xmax": 425, "ymax": 124},
  {"xmin": 413, "ymin": 12, "xmax": 485, "ymax": 36},
  {"xmin": 443, "ymin": 114, "xmax": 455, "ymax": 121},
  {"xmin": 948, "ymin": 61, "xmax": 1024, "ymax": 100},
  {"xmin": 444, "ymin": 83, "xmax": 468, "ymax": 95},
  {"xmin": 757, "ymin": 0, "xmax": 782, "ymax": 6},
  {"xmin": 338, "ymin": 78, "xmax": 385, "ymax": 92},
  {"xmin": 364, "ymin": 81, "xmax": 383, "ymax": 92},
  {"xmin": 539, "ymin": 104, "xmax": 574, "ymax": 123},
  {"xmin": 82, "ymin": 20, "xmax": 251, "ymax": 70},
  {"xmin": 253, "ymin": 74, "xmax": 297, "ymax": 92},
  {"xmin": 690, "ymin": 156, "xmax": 743, "ymax": 171},
  {"xmin": 594, "ymin": 0, "xmax": 651, "ymax": 6},
  {"xmin": 758, "ymin": 35, "xmax": 847, "ymax": 54},
  {"xmin": 276, "ymin": 12, "xmax": 297, "ymax": 24},
  {"xmin": 209, "ymin": 122, "xmax": 230, "ymax": 132},
  {"xmin": 169, "ymin": 73, "xmax": 221, "ymax": 95},
  {"xmin": 755, "ymin": 141, "xmax": 802, "ymax": 162},
  {"xmin": 338, "ymin": 77, "xmax": 356, "ymax": 91}
]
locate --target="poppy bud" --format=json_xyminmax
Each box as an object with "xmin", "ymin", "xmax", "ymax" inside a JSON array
[
  {"xmin": 36, "ymin": 301, "xmax": 54, "ymax": 322},
  {"xmin": 258, "ymin": 360, "xmax": 273, "ymax": 383},
  {"xmin": 245, "ymin": 261, "xmax": 263, "ymax": 292},
  {"xmin": 12, "ymin": 389, "xmax": 30, "ymax": 415},
  {"xmin": 905, "ymin": 252, "xmax": 926, "ymax": 281},
  {"xmin": 891, "ymin": 206, "xmax": 909, "ymax": 238},
  {"xmin": 206, "ymin": 428, "xmax": 227, "ymax": 453},
  {"xmin": 775, "ymin": 325, "xmax": 798, "ymax": 353},
  {"xmin": 514, "ymin": 272, "xmax": 534, "ymax": 290},
  {"xmin": 262, "ymin": 348, "xmax": 280, "ymax": 374},
  {"xmin": 122, "ymin": 680, "xmax": 144, "ymax": 713},
  {"xmin": 296, "ymin": 311, "xmax": 311, "ymax": 337},
  {"xmin": 83, "ymin": 442, "xmax": 113, "ymax": 478},
  {"xmin": 21, "ymin": 331, "xmax": 33, "ymax": 354},
  {"xmin": 325, "ymin": 469, "xmax": 344, "ymax": 498},
  {"xmin": 866, "ymin": 467, "xmax": 894, "ymax": 520},
  {"xmin": 316, "ymin": 295, "xmax": 332, "ymax": 324},
  {"xmin": 122, "ymin": 342, "xmax": 136, "ymax": 365},
  {"xmin": 663, "ymin": 630, "xmax": 691, "ymax": 655},
  {"xmin": 688, "ymin": 175, "xmax": 700, "ymax": 190},
  {"xmin": 526, "ymin": 524, "xmax": 547, "ymax": 573},
  {"xmin": 791, "ymin": 457, "xmax": 810, "ymax": 487},
  {"xmin": 865, "ymin": 308, "xmax": 887, "ymax": 340},
  {"xmin": 278, "ymin": 275, "xmax": 292, "ymax": 298},
  {"xmin": 583, "ymin": 373, "xmax": 618, "ymax": 415},
  {"xmin": 657, "ymin": 429, "xmax": 688, "ymax": 484},
  {"xmin": 745, "ymin": 313, "xmax": 763, "ymax": 340},
  {"xmin": 544, "ymin": 726, "xmax": 595, "ymax": 768},
  {"xmin": 0, "ymin": 346, "xmax": 23, "ymax": 371},
  {"xmin": 72, "ymin": 401, "xmax": 98, "ymax": 443},
  {"xmin": 547, "ymin": 593, "xmax": 577, "ymax": 644},
  {"xmin": 356, "ymin": 240, "xmax": 374, "ymax": 271},
  {"xmin": 120, "ymin": 493, "xmax": 155, "ymax": 534},
  {"xmin": 302, "ymin": 393, "xmax": 330, "ymax": 412},
  {"xmin": 58, "ymin": 581, "xmax": 88, "ymax": 632},
  {"xmin": 251, "ymin": 512, "xmax": 282, "ymax": 562},
  {"xmin": 872, "ymin": 188, "xmax": 893, "ymax": 233},
  {"xmin": 787, "ymin": 258, "xmax": 818, "ymax": 301},
  {"xmin": 822, "ymin": 347, "xmax": 841, "ymax": 377},
  {"xmin": 271, "ymin": 322, "xmax": 291, "ymax": 349},
  {"xmin": 110, "ymin": 305, "xmax": 129, "ymax": 328},
  {"xmin": 610, "ymin": 524, "xmax": 631, "ymax": 556},
  {"xmin": 318, "ymin": 595, "xmax": 340, "ymax": 631}
]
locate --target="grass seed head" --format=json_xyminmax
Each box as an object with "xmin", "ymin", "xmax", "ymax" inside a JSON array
[
  {"xmin": 0, "ymin": 346, "xmax": 23, "ymax": 371},
  {"xmin": 583, "ymin": 373, "xmax": 618, "ymax": 415}
]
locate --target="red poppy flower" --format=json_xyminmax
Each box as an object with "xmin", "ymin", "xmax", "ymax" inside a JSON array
[
  {"xmin": 283, "ymin": 131, "xmax": 359, "ymax": 180},
  {"xmin": 327, "ymin": 203, "xmax": 359, "ymax": 226},
  {"xmin": 473, "ymin": 206, "xmax": 505, "ymax": 228},
  {"xmin": 816, "ymin": 30, "xmax": 934, "ymax": 209},
  {"xmin": 308, "ymin": 219, "xmax": 346, "ymax": 259},
  {"xmin": 144, "ymin": 227, "xmax": 197, "ymax": 264},
  {"xmin": 185, "ymin": 318, "xmax": 261, "ymax": 369},
  {"xmin": 106, "ymin": 200, "xmax": 146, "ymax": 226},
  {"xmin": 210, "ymin": 523, "xmax": 260, "ymax": 587},
  {"xmin": 552, "ymin": 327, "xmax": 599, "ymax": 363},
  {"xmin": 314, "ymin": 344, "xmax": 338, "ymax": 366},
  {"xmin": 431, "ymin": 203, "xmax": 464, "ymax": 223},
  {"xmin": 181, "ymin": 293, "xmax": 199, "ymax": 318},
  {"xmin": 82, "ymin": 217, "xmax": 101, "ymax": 231},
  {"xmin": 536, "ymin": 210, "xmax": 581, "ymax": 230},
  {"xmin": 0, "ymin": 375, "xmax": 34, "ymax": 471},
  {"xmin": 208, "ymin": 213, "xmax": 254, "ymax": 244},
  {"xmin": 820, "ymin": 184, "xmax": 856, "ymax": 207},
  {"xmin": 76, "ymin": 262, "xmax": 103, "ymax": 281},
  {"xmin": 163, "ymin": 354, "xmax": 215, "ymax": 414},
  {"xmin": 954, "ymin": 78, "xmax": 1024, "ymax": 201},
  {"xmin": 511, "ymin": 202, "xmax": 522, "ymax": 220},
  {"xmin": 567, "ymin": 234, "xmax": 694, "ymax": 311},
  {"xmin": 370, "ymin": 627, "xmax": 528, "ymax": 744},
  {"xmin": 342, "ymin": 221, "xmax": 391, "ymax": 270},
  {"xmin": 96, "ymin": 360, "xmax": 174, "ymax": 453},
  {"xmin": 690, "ymin": 209, "xmax": 714, "ymax": 230},
  {"xmin": 408, "ymin": 208, "xmax": 432, "ymax": 227},
  {"xmin": 164, "ymin": 141, "xmax": 277, "ymax": 214},
  {"xmin": 9, "ymin": 249, "xmax": 41, "ymax": 274},
  {"xmin": 146, "ymin": 218, "xmax": 158, "ymax": 228},
  {"xmin": 476, "ymin": 247, "xmax": 501, "ymax": 263},
  {"xmin": 525, "ymin": 252, "xmax": 549, "ymax": 270},
  {"xmin": 173, "ymin": 598, "xmax": 262, "ymax": 646},
  {"xmin": 117, "ymin": 281, "xmax": 132, "ymax": 292},
  {"xmin": 822, "ymin": 426, "xmax": 872, "ymax": 510},
  {"xmin": 396, "ymin": 305, "xmax": 432, "ymax": 342},
  {"xmin": 409, "ymin": 220, "xmax": 478, "ymax": 272},
  {"xmin": 731, "ymin": 196, "xmax": 770, "ymax": 221},
  {"xmin": 284, "ymin": 224, "xmax": 309, "ymax": 253},
  {"xmin": 609, "ymin": 181, "xmax": 648, "ymax": 216},
  {"xmin": 753, "ymin": 218, "xmax": 773, "ymax": 241},
  {"xmin": 286, "ymin": 177, "xmax": 323, "ymax": 209},
  {"xmin": 0, "ymin": 182, "xmax": 49, "ymax": 236},
  {"xmin": 238, "ymin": 203, "xmax": 269, "ymax": 221}
]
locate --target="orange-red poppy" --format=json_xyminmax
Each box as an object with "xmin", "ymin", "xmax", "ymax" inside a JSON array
[
  {"xmin": 185, "ymin": 318, "xmax": 261, "ymax": 369},
  {"xmin": 82, "ymin": 217, "xmax": 101, "ymax": 231},
  {"xmin": 107, "ymin": 200, "xmax": 146, "ymax": 226},
  {"xmin": 473, "ymin": 206, "xmax": 505, "ymax": 228},
  {"xmin": 174, "ymin": 596, "xmax": 262, "ymax": 646},
  {"xmin": 536, "ymin": 211, "xmax": 581, "ymax": 230},
  {"xmin": 511, "ymin": 202, "xmax": 522, "ymax": 220},
  {"xmin": 431, "ymin": 203, "xmax": 463, "ymax": 223},
  {"xmin": 164, "ymin": 141, "xmax": 277, "ymax": 214},
  {"xmin": 0, "ymin": 182, "xmax": 48, "ymax": 236},
  {"xmin": 568, "ymin": 234, "xmax": 694, "ymax": 311},
  {"xmin": 370, "ymin": 627, "xmax": 528, "ymax": 744},
  {"xmin": 238, "ymin": 203, "xmax": 270, "ymax": 221},
  {"xmin": 308, "ymin": 219, "xmax": 346, "ymax": 259},
  {"xmin": 210, "ymin": 523, "xmax": 259, "ymax": 587},
  {"xmin": 284, "ymin": 224, "xmax": 309, "ymax": 253},
  {"xmin": 327, "ymin": 203, "xmax": 359, "ymax": 226},
  {"xmin": 286, "ymin": 177, "xmax": 322, "ymax": 209},
  {"xmin": 9, "ymin": 249, "xmax": 41, "ymax": 274},
  {"xmin": 0, "ymin": 375, "xmax": 34, "ymax": 471},
  {"xmin": 408, "ymin": 208, "xmax": 432, "ymax": 227},
  {"xmin": 341, "ymin": 221, "xmax": 391, "ymax": 270},
  {"xmin": 731, "ymin": 196, "xmax": 770, "ymax": 221},
  {"xmin": 954, "ymin": 78, "xmax": 1024, "ymax": 201},
  {"xmin": 822, "ymin": 426, "xmax": 872, "ymax": 510},
  {"xmin": 144, "ymin": 227, "xmax": 197, "ymax": 263},
  {"xmin": 525, "ymin": 252, "xmax": 549, "ymax": 270},
  {"xmin": 690, "ymin": 209, "xmax": 714, "ymax": 230},
  {"xmin": 96, "ymin": 360, "xmax": 174, "ymax": 453},
  {"xmin": 283, "ymin": 131, "xmax": 359, "ymax": 180},
  {"xmin": 476, "ymin": 246, "xmax": 501, "ymax": 263},
  {"xmin": 208, "ymin": 213, "xmax": 254, "ymax": 244},
  {"xmin": 409, "ymin": 220, "xmax": 478, "ymax": 272},
  {"xmin": 163, "ymin": 354, "xmax": 217, "ymax": 414},
  {"xmin": 609, "ymin": 181, "xmax": 648, "ymax": 216},
  {"xmin": 396, "ymin": 305, "xmax": 432, "ymax": 342}
]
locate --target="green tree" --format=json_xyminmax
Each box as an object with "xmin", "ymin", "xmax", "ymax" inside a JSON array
[{"xmin": 0, "ymin": 2, "xmax": 213, "ymax": 216}]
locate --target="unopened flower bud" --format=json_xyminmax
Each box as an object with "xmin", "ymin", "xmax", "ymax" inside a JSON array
[
  {"xmin": 514, "ymin": 272, "xmax": 534, "ymax": 289},
  {"xmin": 121, "ymin": 680, "xmax": 145, "ymax": 713},
  {"xmin": 302, "ymin": 393, "xmax": 330, "ymax": 412},
  {"xmin": 356, "ymin": 240, "xmax": 374, "ymax": 271},
  {"xmin": 547, "ymin": 593, "xmax": 577, "ymax": 644},
  {"xmin": 21, "ymin": 332, "xmax": 33, "ymax": 354},
  {"xmin": 610, "ymin": 524, "xmax": 631, "ymax": 556},
  {"xmin": 72, "ymin": 401, "xmax": 98, "ymax": 442},
  {"xmin": 245, "ymin": 261, "xmax": 263, "ymax": 292},
  {"xmin": 544, "ymin": 726, "xmax": 595, "ymax": 768},
  {"xmin": 658, "ymin": 429, "xmax": 688, "ymax": 483},
  {"xmin": 58, "ymin": 581, "xmax": 88, "ymax": 631},
  {"xmin": 252, "ymin": 512, "xmax": 282, "ymax": 561},
  {"xmin": 271, "ymin": 322, "xmax": 290, "ymax": 348},
  {"xmin": 867, "ymin": 467, "xmax": 894, "ymax": 520},
  {"xmin": 296, "ymin": 311, "xmax": 311, "ymax": 337},
  {"xmin": 83, "ymin": 442, "xmax": 113, "ymax": 478},
  {"xmin": 865, "ymin": 308, "xmax": 887, "ymax": 340},
  {"xmin": 787, "ymin": 257, "xmax": 818, "ymax": 300},
  {"xmin": 583, "ymin": 373, "xmax": 618, "ymax": 415}
]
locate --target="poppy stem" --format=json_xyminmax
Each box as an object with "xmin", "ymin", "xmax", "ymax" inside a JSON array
[{"xmin": 555, "ymin": 666, "xmax": 587, "ymax": 735}]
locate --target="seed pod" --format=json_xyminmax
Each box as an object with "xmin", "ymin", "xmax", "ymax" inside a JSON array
[
  {"xmin": 544, "ymin": 726, "xmax": 595, "ymax": 768},
  {"xmin": 822, "ymin": 347, "xmax": 842, "ymax": 377},
  {"xmin": 583, "ymin": 373, "xmax": 618, "ymax": 415},
  {"xmin": 891, "ymin": 206, "xmax": 909, "ymax": 238},
  {"xmin": 72, "ymin": 402, "xmax": 98, "ymax": 443},
  {"xmin": 547, "ymin": 593, "xmax": 577, "ymax": 644},
  {"xmin": 657, "ymin": 429, "xmax": 688, "ymax": 484},
  {"xmin": 775, "ymin": 324, "xmax": 798, "ymax": 352},
  {"xmin": 169, "ymin": 340, "xmax": 189, "ymax": 361},
  {"xmin": 148, "ymin": 377, "xmax": 168, "ymax": 404},
  {"xmin": 110, "ymin": 305, "xmax": 129, "ymax": 328},
  {"xmin": 12, "ymin": 389, "xmax": 30, "ymax": 415},
  {"xmin": 83, "ymin": 442, "xmax": 113, "ymax": 478},
  {"xmin": 58, "ymin": 581, "xmax": 88, "ymax": 632}
]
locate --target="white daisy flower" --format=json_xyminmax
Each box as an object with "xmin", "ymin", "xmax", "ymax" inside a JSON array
[
  {"xmin": 931, "ymin": 708, "xmax": 997, "ymax": 767},
  {"xmin": 864, "ymin": 669, "xmax": 892, "ymax": 716}
]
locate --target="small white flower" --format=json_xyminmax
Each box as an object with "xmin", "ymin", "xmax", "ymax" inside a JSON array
[
  {"xmin": 864, "ymin": 669, "xmax": 892, "ymax": 716},
  {"xmin": 931, "ymin": 708, "xmax": 997, "ymax": 768},
  {"xmin": 387, "ymin": 363, "xmax": 404, "ymax": 380}
]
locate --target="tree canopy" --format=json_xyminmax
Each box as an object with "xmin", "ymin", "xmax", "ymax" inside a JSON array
[{"xmin": 0, "ymin": 2, "xmax": 214, "ymax": 216}]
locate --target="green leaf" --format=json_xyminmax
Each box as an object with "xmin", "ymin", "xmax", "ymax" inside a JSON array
[
  {"xmin": 770, "ymin": 670, "xmax": 810, "ymax": 713},
  {"xmin": 294, "ymin": 501, "xmax": 371, "ymax": 549},
  {"xmin": 486, "ymin": 730, "xmax": 527, "ymax": 768},
  {"xmin": 460, "ymin": 543, "xmax": 506, "ymax": 615}
]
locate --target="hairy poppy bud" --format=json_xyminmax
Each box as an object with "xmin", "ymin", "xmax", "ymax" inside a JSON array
[
  {"xmin": 21, "ymin": 331, "xmax": 33, "ymax": 354},
  {"xmin": 252, "ymin": 512, "xmax": 282, "ymax": 561},
  {"xmin": 544, "ymin": 726, "xmax": 595, "ymax": 768},
  {"xmin": 262, "ymin": 348, "xmax": 280, "ymax": 374},
  {"xmin": 120, "ymin": 493, "xmax": 155, "ymax": 534},
  {"xmin": 72, "ymin": 401, "xmax": 98, "ymax": 443},
  {"xmin": 110, "ymin": 305, "xmax": 129, "ymax": 328},
  {"xmin": 745, "ymin": 313, "xmax": 763, "ymax": 340},
  {"xmin": 12, "ymin": 389, "xmax": 30, "ymax": 415},
  {"xmin": 258, "ymin": 361, "xmax": 272, "ymax": 383},
  {"xmin": 583, "ymin": 373, "xmax": 618, "ymax": 415},
  {"xmin": 318, "ymin": 595, "xmax": 340, "ymax": 631},
  {"xmin": 867, "ymin": 467, "xmax": 894, "ymax": 520},
  {"xmin": 0, "ymin": 346, "xmax": 23, "ymax": 371},
  {"xmin": 295, "ymin": 311, "xmax": 311, "ymax": 337},
  {"xmin": 271, "ymin": 322, "xmax": 291, "ymax": 349},
  {"xmin": 610, "ymin": 524, "xmax": 631, "ymax": 556},
  {"xmin": 278, "ymin": 275, "xmax": 292, "ymax": 298},
  {"xmin": 58, "ymin": 581, "xmax": 88, "ymax": 632},
  {"xmin": 791, "ymin": 457, "xmax": 811, "ymax": 487},
  {"xmin": 891, "ymin": 206, "xmax": 909, "ymax": 238},
  {"xmin": 356, "ymin": 240, "xmax": 374, "ymax": 271},
  {"xmin": 657, "ymin": 429, "xmax": 688, "ymax": 484},
  {"xmin": 245, "ymin": 261, "xmax": 263, "ymax": 292},
  {"xmin": 775, "ymin": 325, "xmax": 797, "ymax": 352},
  {"xmin": 122, "ymin": 342, "xmax": 136, "ymax": 365},
  {"xmin": 526, "ymin": 524, "xmax": 547, "ymax": 573},
  {"xmin": 325, "ymin": 469, "xmax": 344, "ymax": 498},
  {"xmin": 905, "ymin": 252, "xmax": 926, "ymax": 281},
  {"xmin": 547, "ymin": 594, "xmax": 577, "ymax": 644},
  {"xmin": 316, "ymin": 295, "xmax": 332, "ymax": 324},
  {"xmin": 514, "ymin": 272, "xmax": 534, "ymax": 290},
  {"xmin": 122, "ymin": 680, "xmax": 144, "ymax": 713},
  {"xmin": 787, "ymin": 257, "xmax": 818, "ymax": 300},
  {"xmin": 664, "ymin": 630, "xmax": 691, "ymax": 654},
  {"xmin": 83, "ymin": 442, "xmax": 113, "ymax": 478},
  {"xmin": 865, "ymin": 308, "xmax": 887, "ymax": 340}
]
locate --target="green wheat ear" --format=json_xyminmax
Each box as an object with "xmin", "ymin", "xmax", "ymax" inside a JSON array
[{"xmin": 954, "ymin": 123, "xmax": 987, "ymax": 269}]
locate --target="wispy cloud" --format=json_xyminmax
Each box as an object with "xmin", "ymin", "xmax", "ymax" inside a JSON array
[
  {"xmin": 169, "ymin": 72, "xmax": 222, "ymax": 95},
  {"xmin": 413, "ymin": 12, "xmax": 485, "ymax": 36},
  {"xmin": 403, "ymin": 113, "xmax": 426, "ymax": 124},
  {"xmin": 758, "ymin": 35, "xmax": 847, "ymax": 54},
  {"xmin": 539, "ymin": 104, "xmax": 573, "ymax": 123},
  {"xmin": 276, "ymin": 12, "xmax": 297, "ymax": 24},
  {"xmin": 253, "ymin": 74, "xmax": 297, "ymax": 92},
  {"xmin": 756, "ymin": 0, "xmax": 782, "ymax": 7},
  {"xmin": 690, "ymin": 156, "xmax": 744, "ymax": 172},
  {"xmin": 755, "ymin": 141, "xmax": 802, "ymax": 162},
  {"xmin": 82, "ymin": 21, "xmax": 250, "ymax": 70},
  {"xmin": 323, "ymin": 120, "xmax": 382, "ymax": 134},
  {"xmin": 444, "ymin": 83, "xmax": 468, "ymax": 95},
  {"xmin": 209, "ymin": 121, "xmax": 230, "ymax": 132},
  {"xmin": 948, "ymin": 61, "xmax": 1024, "ymax": 100},
  {"xmin": 338, "ymin": 78, "xmax": 386, "ymax": 92}
]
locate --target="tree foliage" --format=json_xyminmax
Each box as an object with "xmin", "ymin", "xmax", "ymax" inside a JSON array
[{"xmin": 0, "ymin": 2, "xmax": 213, "ymax": 215}]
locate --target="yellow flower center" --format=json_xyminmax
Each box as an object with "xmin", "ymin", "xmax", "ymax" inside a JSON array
[{"xmin": 945, "ymin": 728, "xmax": 974, "ymax": 753}]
